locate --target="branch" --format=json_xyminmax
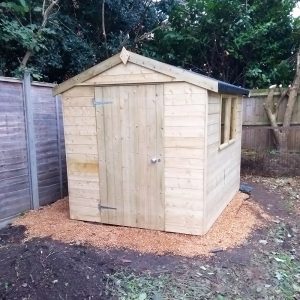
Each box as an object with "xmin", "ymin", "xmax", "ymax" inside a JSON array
[
  {"xmin": 283, "ymin": 48, "xmax": 300, "ymax": 127},
  {"xmin": 20, "ymin": 0, "xmax": 59, "ymax": 68},
  {"xmin": 102, "ymin": 0, "xmax": 108, "ymax": 58},
  {"xmin": 42, "ymin": 0, "xmax": 46, "ymax": 16},
  {"xmin": 276, "ymin": 88, "xmax": 289, "ymax": 118},
  {"xmin": 42, "ymin": 0, "xmax": 58, "ymax": 28},
  {"xmin": 264, "ymin": 85, "xmax": 280, "ymax": 145},
  {"xmin": 133, "ymin": 23, "xmax": 167, "ymax": 44}
]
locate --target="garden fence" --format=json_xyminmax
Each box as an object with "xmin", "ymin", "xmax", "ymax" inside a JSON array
[
  {"xmin": 0, "ymin": 74, "xmax": 67, "ymax": 228},
  {"xmin": 241, "ymin": 89, "xmax": 300, "ymax": 176}
]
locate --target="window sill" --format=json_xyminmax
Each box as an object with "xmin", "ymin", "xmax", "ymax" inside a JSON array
[{"xmin": 219, "ymin": 139, "xmax": 235, "ymax": 151}]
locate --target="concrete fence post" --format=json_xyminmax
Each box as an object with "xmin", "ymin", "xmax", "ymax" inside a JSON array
[{"xmin": 23, "ymin": 72, "xmax": 39, "ymax": 209}]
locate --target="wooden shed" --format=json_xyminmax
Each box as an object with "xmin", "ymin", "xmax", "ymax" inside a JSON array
[{"xmin": 53, "ymin": 48, "xmax": 249, "ymax": 235}]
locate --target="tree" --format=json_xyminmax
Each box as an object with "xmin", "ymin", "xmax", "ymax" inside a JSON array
[
  {"xmin": 0, "ymin": 0, "xmax": 173, "ymax": 81},
  {"xmin": 143, "ymin": 0, "xmax": 299, "ymax": 88},
  {"xmin": 264, "ymin": 49, "xmax": 300, "ymax": 152},
  {"xmin": 0, "ymin": 0, "xmax": 60, "ymax": 79}
]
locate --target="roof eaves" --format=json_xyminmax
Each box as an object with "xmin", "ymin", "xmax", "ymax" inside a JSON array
[
  {"xmin": 218, "ymin": 81, "xmax": 249, "ymax": 96},
  {"xmin": 53, "ymin": 53, "xmax": 122, "ymax": 95}
]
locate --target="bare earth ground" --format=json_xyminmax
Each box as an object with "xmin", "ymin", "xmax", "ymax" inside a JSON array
[{"xmin": 0, "ymin": 176, "xmax": 299, "ymax": 299}]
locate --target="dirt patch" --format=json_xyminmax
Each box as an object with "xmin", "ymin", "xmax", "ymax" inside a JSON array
[
  {"xmin": 241, "ymin": 150, "xmax": 300, "ymax": 177},
  {"xmin": 0, "ymin": 225, "xmax": 26, "ymax": 246},
  {"xmin": 0, "ymin": 237, "xmax": 116, "ymax": 299},
  {"xmin": 14, "ymin": 192, "xmax": 270, "ymax": 257},
  {"xmin": 243, "ymin": 175, "xmax": 300, "ymax": 216}
]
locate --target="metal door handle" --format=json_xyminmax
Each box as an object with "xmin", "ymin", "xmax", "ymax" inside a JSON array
[{"xmin": 151, "ymin": 157, "xmax": 161, "ymax": 163}]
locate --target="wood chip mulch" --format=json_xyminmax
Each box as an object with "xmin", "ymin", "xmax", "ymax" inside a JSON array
[{"xmin": 14, "ymin": 192, "xmax": 271, "ymax": 257}]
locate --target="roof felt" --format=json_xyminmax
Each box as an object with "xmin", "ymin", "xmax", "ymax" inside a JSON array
[{"xmin": 53, "ymin": 48, "xmax": 249, "ymax": 96}]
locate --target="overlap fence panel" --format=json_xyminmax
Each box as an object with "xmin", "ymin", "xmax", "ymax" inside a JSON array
[
  {"xmin": 0, "ymin": 75, "xmax": 67, "ymax": 227},
  {"xmin": 241, "ymin": 89, "xmax": 300, "ymax": 176},
  {"xmin": 242, "ymin": 89, "xmax": 300, "ymax": 151}
]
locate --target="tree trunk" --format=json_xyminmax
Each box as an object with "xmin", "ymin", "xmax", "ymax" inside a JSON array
[
  {"xmin": 20, "ymin": 0, "xmax": 58, "ymax": 69},
  {"xmin": 20, "ymin": 50, "xmax": 32, "ymax": 68},
  {"xmin": 264, "ymin": 49, "xmax": 300, "ymax": 153},
  {"xmin": 278, "ymin": 130, "xmax": 288, "ymax": 153}
]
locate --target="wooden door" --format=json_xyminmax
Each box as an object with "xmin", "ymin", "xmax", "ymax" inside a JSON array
[{"xmin": 95, "ymin": 85, "xmax": 164, "ymax": 230}]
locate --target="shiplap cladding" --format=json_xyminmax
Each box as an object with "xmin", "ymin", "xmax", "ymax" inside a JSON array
[
  {"xmin": 62, "ymin": 70, "xmax": 208, "ymax": 235},
  {"xmin": 62, "ymin": 86, "xmax": 101, "ymax": 222},
  {"xmin": 58, "ymin": 55, "xmax": 245, "ymax": 235},
  {"xmin": 204, "ymin": 91, "xmax": 243, "ymax": 233},
  {"xmin": 0, "ymin": 77, "xmax": 67, "ymax": 227},
  {"xmin": 164, "ymin": 82, "xmax": 206, "ymax": 235}
]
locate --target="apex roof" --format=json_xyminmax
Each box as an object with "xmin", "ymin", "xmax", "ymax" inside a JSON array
[{"xmin": 53, "ymin": 47, "xmax": 249, "ymax": 96}]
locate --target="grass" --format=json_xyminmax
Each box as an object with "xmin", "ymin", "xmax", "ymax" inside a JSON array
[
  {"xmin": 103, "ymin": 220, "xmax": 300, "ymax": 300},
  {"xmin": 104, "ymin": 271, "xmax": 219, "ymax": 300}
]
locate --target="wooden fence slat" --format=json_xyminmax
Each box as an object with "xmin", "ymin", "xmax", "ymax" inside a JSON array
[{"xmin": 242, "ymin": 91, "xmax": 300, "ymax": 151}]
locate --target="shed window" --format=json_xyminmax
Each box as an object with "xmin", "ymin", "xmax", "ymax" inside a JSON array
[{"xmin": 220, "ymin": 96, "xmax": 237, "ymax": 147}]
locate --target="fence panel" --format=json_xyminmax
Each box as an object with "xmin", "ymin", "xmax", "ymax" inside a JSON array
[
  {"xmin": 0, "ymin": 76, "xmax": 68, "ymax": 227},
  {"xmin": 242, "ymin": 89, "xmax": 300, "ymax": 151},
  {"xmin": 0, "ymin": 80, "xmax": 31, "ymax": 224}
]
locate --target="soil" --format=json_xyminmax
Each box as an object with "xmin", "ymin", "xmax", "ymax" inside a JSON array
[
  {"xmin": 0, "ymin": 176, "xmax": 299, "ymax": 299},
  {"xmin": 241, "ymin": 150, "xmax": 300, "ymax": 176}
]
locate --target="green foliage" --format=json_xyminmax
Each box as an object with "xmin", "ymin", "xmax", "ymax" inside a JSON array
[
  {"xmin": 0, "ymin": 0, "xmax": 173, "ymax": 82},
  {"xmin": 0, "ymin": 0, "xmax": 299, "ymax": 87},
  {"xmin": 144, "ymin": 0, "xmax": 300, "ymax": 88}
]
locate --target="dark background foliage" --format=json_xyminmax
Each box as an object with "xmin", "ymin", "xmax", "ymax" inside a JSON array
[{"xmin": 0, "ymin": 0, "xmax": 299, "ymax": 88}]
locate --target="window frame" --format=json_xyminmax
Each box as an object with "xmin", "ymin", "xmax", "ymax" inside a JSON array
[{"xmin": 219, "ymin": 95, "xmax": 238, "ymax": 151}]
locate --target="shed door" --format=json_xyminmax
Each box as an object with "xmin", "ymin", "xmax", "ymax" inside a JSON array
[{"xmin": 95, "ymin": 85, "xmax": 164, "ymax": 230}]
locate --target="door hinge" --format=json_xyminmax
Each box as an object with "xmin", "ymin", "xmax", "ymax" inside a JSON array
[
  {"xmin": 92, "ymin": 99, "xmax": 113, "ymax": 106},
  {"xmin": 98, "ymin": 204, "xmax": 117, "ymax": 211}
]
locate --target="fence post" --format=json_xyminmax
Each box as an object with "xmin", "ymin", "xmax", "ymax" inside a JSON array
[
  {"xmin": 55, "ymin": 95, "xmax": 64, "ymax": 199},
  {"xmin": 23, "ymin": 72, "xmax": 39, "ymax": 209}
]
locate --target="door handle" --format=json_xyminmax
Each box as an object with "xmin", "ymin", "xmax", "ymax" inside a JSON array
[{"xmin": 151, "ymin": 157, "xmax": 161, "ymax": 163}]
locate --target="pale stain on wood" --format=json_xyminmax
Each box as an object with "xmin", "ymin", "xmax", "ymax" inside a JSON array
[{"xmin": 61, "ymin": 63, "xmax": 243, "ymax": 236}]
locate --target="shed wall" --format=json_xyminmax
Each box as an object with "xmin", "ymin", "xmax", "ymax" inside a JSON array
[
  {"xmin": 163, "ymin": 82, "xmax": 206, "ymax": 235},
  {"xmin": 62, "ymin": 78, "xmax": 207, "ymax": 234},
  {"xmin": 204, "ymin": 91, "xmax": 243, "ymax": 233},
  {"xmin": 62, "ymin": 87, "xmax": 101, "ymax": 222}
]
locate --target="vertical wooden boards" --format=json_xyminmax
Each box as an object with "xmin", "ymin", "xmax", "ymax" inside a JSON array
[
  {"xmin": 95, "ymin": 87, "xmax": 106, "ymax": 224},
  {"xmin": 163, "ymin": 82, "xmax": 206, "ymax": 235},
  {"xmin": 63, "ymin": 86, "xmax": 101, "ymax": 222},
  {"xmin": 0, "ymin": 80, "xmax": 31, "ymax": 223},
  {"xmin": 155, "ymin": 85, "xmax": 165, "ymax": 230},
  {"xmin": 120, "ymin": 85, "xmax": 135, "ymax": 226},
  {"xmin": 204, "ymin": 91, "xmax": 243, "ymax": 233},
  {"xmin": 96, "ymin": 84, "xmax": 165, "ymax": 230}
]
